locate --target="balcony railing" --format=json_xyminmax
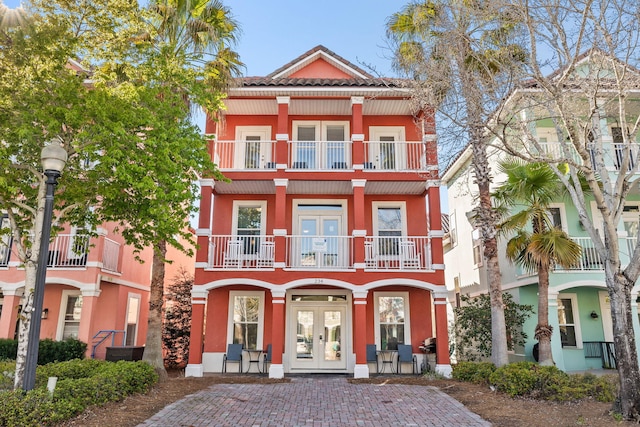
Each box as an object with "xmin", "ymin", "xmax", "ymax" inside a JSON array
[
  {"xmin": 364, "ymin": 236, "xmax": 432, "ymax": 270},
  {"xmin": 285, "ymin": 235, "xmax": 353, "ymax": 269},
  {"xmin": 102, "ymin": 238, "xmax": 121, "ymax": 272},
  {"xmin": 213, "ymin": 140, "xmax": 276, "ymax": 170},
  {"xmin": 363, "ymin": 141, "xmax": 428, "ymax": 171},
  {"xmin": 539, "ymin": 236, "xmax": 636, "ymax": 272},
  {"xmin": 204, "ymin": 234, "xmax": 434, "ymax": 271},
  {"xmin": 210, "ymin": 139, "xmax": 432, "ymax": 171},
  {"xmin": 287, "ymin": 141, "xmax": 352, "ymax": 170},
  {"xmin": 47, "ymin": 234, "xmax": 89, "ymax": 268},
  {"xmin": 207, "ymin": 235, "xmax": 276, "ymax": 269},
  {"xmin": 535, "ymin": 142, "xmax": 640, "ymax": 172}
]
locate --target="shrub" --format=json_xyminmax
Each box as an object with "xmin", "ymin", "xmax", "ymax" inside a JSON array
[
  {"xmin": 452, "ymin": 361, "xmax": 496, "ymax": 384},
  {"xmin": 489, "ymin": 362, "xmax": 539, "ymax": 397},
  {"xmin": 0, "ymin": 338, "xmax": 86, "ymax": 364},
  {"xmin": 0, "ymin": 339, "xmax": 18, "ymax": 361},
  {"xmin": 0, "ymin": 360, "xmax": 158, "ymax": 426}
]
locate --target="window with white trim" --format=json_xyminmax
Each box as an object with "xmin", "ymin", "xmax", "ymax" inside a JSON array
[
  {"xmin": 58, "ymin": 290, "xmax": 82, "ymax": 340},
  {"xmin": 449, "ymin": 211, "xmax": 458, "ymax": 247},
  {"xmin": 372, "ymin": 202, "xmax": 407, "ymax": 256},
  {"xmin": 228, "ymin": 291, "xmax": 264, "ymax": 350},
  {"xmin": 233, "ymin": 201, "xmax": 266, "ymax": 255},
  {"xmin": 472, "ymin": 228, "xmax": 482, "ymax": 266},
  {"xmin": 292, "ymin": 121, "xmax": 350, "ymax": 169},
  {"xmin": 125, "ymin": 293, "xmax": 141, "ymax": 346},
  {"xmin": 374, "ymin": 292, "xmax": 410, "ymax": 350},
  {"xmin": 558, "ymin": 294, "xmax": 581, "ymax": 348},
  {"xmin": 235, "ymin": 126, "xmax": 272, "ymax": 169}
]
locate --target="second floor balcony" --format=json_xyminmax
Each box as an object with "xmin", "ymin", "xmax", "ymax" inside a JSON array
[
  {"xmin": 205, "ymin": 234, "xmax": 434, "ymax": 271},
  {"xmin": 0, "ymin": 233, "xmax": 122, "ymax": 273}
]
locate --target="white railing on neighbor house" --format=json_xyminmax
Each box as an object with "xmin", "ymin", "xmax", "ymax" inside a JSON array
[
  {"xmin": 102, "ymin": 238, "xmax": 121, "ymax": 272},
  {"xmin": 534, "ymin": 142, "xmax": 640, "ymax": 172},
  {"xmin": 363, "ymin": 141, "xmax": 428, "ymax": 171},
  {"xmin": 212, "ymin": 140, "xmax": 277, "ymax": 170},
  {"xmin": 287, "ymin": 141, "xmax": 353, "ymax": 170},
  {"xmin": 285, "ymin": 235, "xmax": 354, "ymax": 269},
  {"xmin": 207, "ymin": 235, "xmax": 276, "ymax": 269},
  {"xmin": 48, "ymin": 234, "xmax": 90, "ymax": 268},
  {"xmin": 550, "ymin": 236, "xmax": 637, "ymax": 272},
  {"xmin": 364, "ymin": 236, "xmax": 433, "ymax": 270}
]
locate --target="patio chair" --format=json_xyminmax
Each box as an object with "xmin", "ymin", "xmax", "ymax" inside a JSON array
[
  {"xmin": 263, "ymin": 344, "xmax": 272, "ymax": 374},
  {"xmin": 222, "ymin": 343, "xmax": 243, "ymax": 373},
  {"xmin": 396, "ymin": 344, "xmax": 417, "ymax": 374},
  {"xmin": 399, "ymin": 241, "xmax": 421, "ymax": 269},
  {"xmin": 366, "ymin": 344, "xmax": 379, "ymax": 374},
  {"xmin": 223, "ymin": 240, "xmax": 243, "ymax": 268},
  {"xmin": 256, "ymin": 241, "xmax": 275, "ymax": 268}
]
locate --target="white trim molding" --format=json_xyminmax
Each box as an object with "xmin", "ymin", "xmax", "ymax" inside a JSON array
[
  {"xmin": 199, "ymin": 179, "xmax": 215, "ymax": 188},
  {"xmin": 185, "ymin": 364, "xmax": 204, "ymax": 377},
  {"xmin": 353, "ymin": 364, "xmax": 370, "ymax": 379}
]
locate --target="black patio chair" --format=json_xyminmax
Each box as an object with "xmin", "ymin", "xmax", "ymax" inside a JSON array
[
  {"xmin": 366, "ymin": 344, "xmax": 379, "ymax": 374},
  {"xmin": 263, "ymin": 344, "xmax": 272, "ymax": 374},
  {"xmin": 396, "ymin": 344, "xmax": 417, "ymax": 374}
]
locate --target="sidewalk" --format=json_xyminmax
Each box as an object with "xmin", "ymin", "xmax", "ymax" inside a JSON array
[{"xmin": 137, "ymin": 376, "xmax": 490, "ymax": 427}]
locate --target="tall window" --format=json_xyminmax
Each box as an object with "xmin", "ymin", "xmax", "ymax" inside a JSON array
[
  {"xmin": 233, "ymin": 202, "xmax": 266, "ymax": 255},
  {"xmin": 376, "ymin": 294, "xmax": 409, "ymax": 350},
  {"xmin": 59, "ymin": 291, "xmax": 82, "ymax": 340},
  {"xmin": 125, "ymin": 294, "xmax": 140, "ymax": 346},
  {"xmin": 228, "ymin": 292, "xmax": 264, "ymax": 350},
  {"xmin": 558, "ymin": 296, "xmax": 579, "ymax": 347},
  {"xmin": 374, "ymin": 203, "xmax": 405, "ymax": 256},
  {"xmin": 244, "ymin": 135, "xmax": 261, "ymax": 169}
]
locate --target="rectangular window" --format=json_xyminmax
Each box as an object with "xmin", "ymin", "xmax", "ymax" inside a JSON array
[
  {"xmin": 233, "ymin": 202, "xmax": 266, "ymax": 255},
  {"xmin": 377, "ymin": 207, "xmax": 402, "ymax": 256},
  {"xmin": 558, "ymin": 296, "xmax": 578, "ymax": 347},
  {"xmin": 449, "ymin": 212, "xmax": 457, "ymax": 247},
  {"xmin": 125, "ymin": 294, "xmax": 140, "ymax": 346},
  {"xmin": 375, "ymin": 293, "xmax": 410, "ymax": 350},
  {"xmin": 548, "ymin": 207, "xmax": 562, "ymax": 229},
  {"xmin": 228, "ymin": 292, "xmax": 264, "ymax": 350},
  {"xmin": 61, "ymin": 292, "xmax": 83, "ymax": 340},
  {"xmin": 472, "ymin": 229, "xmax": 482, "ymax": 266}
]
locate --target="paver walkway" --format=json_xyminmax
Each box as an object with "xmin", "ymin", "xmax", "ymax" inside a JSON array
[{"xmin": 137, "ymin": 376, "xmax": 490, "ymax": 427}]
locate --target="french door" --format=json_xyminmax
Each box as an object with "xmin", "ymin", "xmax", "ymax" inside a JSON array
[
  {"xmin": 291, "ymin": 306, "xmax": 346, "ymax": 370},
  {"xmin": 298, "ymin": 215, "xmax": 342, "ymax": 268}
]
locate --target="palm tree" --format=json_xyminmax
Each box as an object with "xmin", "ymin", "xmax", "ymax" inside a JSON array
[
  {"xmin": 142, "ymin": 0, "xmax": 242, "ymax": 379},
  {"xmin": 386, "ymin": 0, "xmax": 525, "ymax": 367},
  {"xmin": 493, "ymin": 160, "xmax": 582, "ymax": 366}
]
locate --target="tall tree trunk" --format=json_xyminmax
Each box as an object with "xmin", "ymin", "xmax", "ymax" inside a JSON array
[
  {"xmin": 143, "ymin": 239, "xmax": 168, "ymax": 381},
  {"xmin": 536, "ymin": 263, "xmax": 553, "ymax": 366},
  {"xmin": 610, "ymin": 268, "xmax": 640, "ymax": 419},
  {"xmin": 470, "ymin": 129, "xmax": 509, "ymax": 367},
  {"xmin": 13, "ymin": 262, "xmax": 37, "ymax": 390}
]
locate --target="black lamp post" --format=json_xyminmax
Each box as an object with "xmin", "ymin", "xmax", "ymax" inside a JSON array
[{"xmin": 23, "ymin": 141, "xmax": 67, "ymax": 391}]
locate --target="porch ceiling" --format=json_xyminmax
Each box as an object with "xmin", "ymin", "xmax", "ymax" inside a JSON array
[
  {"xmin": 222, "ymin": 98, "xmax": 412, "ymax": 116},
  {"xmin": 213, "ymin": 179, "xmax": 427, "ymax": 195}
]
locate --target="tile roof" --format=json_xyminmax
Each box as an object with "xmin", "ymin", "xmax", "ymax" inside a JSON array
[{"xmin": 238, "ymin": 76, "xmax": 400, "ymax": 88}]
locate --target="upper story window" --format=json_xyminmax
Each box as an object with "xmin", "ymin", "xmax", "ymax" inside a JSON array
[
  {"xmin": 233, "ymin": 201, "xmax": 266, "ymax": 255},
  {"xmin": 372, "ymin": 202, "xmax": 407, "ymax": 256}
]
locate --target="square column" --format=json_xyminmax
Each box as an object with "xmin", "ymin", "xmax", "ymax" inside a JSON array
[
  {"xmin": 186, "ymin": 294, "xmax": 207, "ymax": 377},
  {"xmin": 353, "ymin": 291, "xmax": 369, "ymax": 378},
  {"xmin": 269, "ymin": 291, "xmax": 286, "ymax": 379}
]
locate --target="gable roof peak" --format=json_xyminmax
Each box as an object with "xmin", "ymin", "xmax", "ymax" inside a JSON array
[{"xmin": 266, "ymin": 45, "xmax": 373, "ymax": 80}]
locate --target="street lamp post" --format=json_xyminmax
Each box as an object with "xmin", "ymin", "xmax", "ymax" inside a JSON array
[{"xmin": 23, "ymin": 141, "xmax": 67, "ymax": 391}]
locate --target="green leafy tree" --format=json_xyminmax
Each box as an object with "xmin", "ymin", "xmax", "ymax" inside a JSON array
[
  {"xmin": 493, "ymin": 160, "xmax": 582, "ymax": 366},
  {"xmin": 387, "ymin": 0, "xmax": 526, "ymax": 366},
  {"xmin": 454, "ymin": 293, "xmax": 533, "ymax": 362},
  {"xmin": 135, "ymin": 0, "xmax": 242, "ymax": 380},
  {"xmin": 0, "ymin": 0, "xmax": 232, "ymax": 388}
]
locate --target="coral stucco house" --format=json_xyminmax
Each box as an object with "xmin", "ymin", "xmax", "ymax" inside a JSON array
[
  {"xmin": 186, "ymin": 46, "xmax": 450, "ymax": 379},
  {"xmin": 0, "ymin": 220, "xmax": 194, "ymax": 359}
]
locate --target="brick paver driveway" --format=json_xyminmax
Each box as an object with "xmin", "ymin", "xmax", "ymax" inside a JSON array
[{"xmin": 137, "ymin": 376, "xmax": 490, "ymax": 427}]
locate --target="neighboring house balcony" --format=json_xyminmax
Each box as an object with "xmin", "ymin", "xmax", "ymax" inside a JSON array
[
  {"xmin": 0, "ymin": 233, "xmax": 122, "ymax": 273},
  {"xmin": 515, "ymin": 235, "xmax": 636, "ymax": 275},
  {"xmin": 212, "ymin": 139, "xmax": 433, "ymax": 172},
  {"xmin": 536, "ymin": 141, "xmax": 638, "ymax": 172},
  {"xmin": 204, "ymin": 234, "xmax": 434, "ymax": 271}
]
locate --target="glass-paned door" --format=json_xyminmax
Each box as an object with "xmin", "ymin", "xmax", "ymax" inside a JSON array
[
  {"xmin": 294, "ymin": 125, "xmax": 317, "ymax": 169},
  {"xmin": 298, "ymin": 216, "xmax": 342, "ymax": 267},
  {"xmin": 379, "ymin": 136, "xmax": 397, "ymax": 170},
  {"xmin": 235, "ymin": 128, "xmax": 272, "ymax": 169},
  {"xmin": 326, "ymin": 125, "xmax": 347, "ymax": 169},
  {"xmin": 292, "ymin": 306, "xmax": 345, "ymax": 370}
]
